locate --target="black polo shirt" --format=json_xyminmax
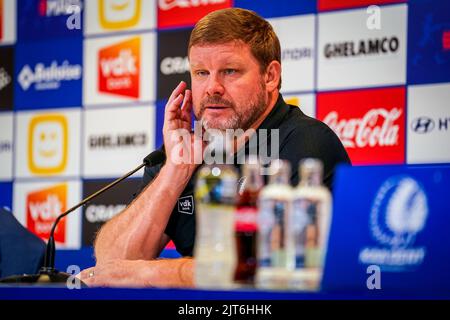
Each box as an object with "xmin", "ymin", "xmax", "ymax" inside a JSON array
[{"xmin": 133, "ymin": 94, "xmax": 350, "ymax": 257}]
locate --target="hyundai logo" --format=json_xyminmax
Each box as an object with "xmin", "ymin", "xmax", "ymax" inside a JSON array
[{"xmin": 411, "ymin": 117, "xmax": 435, "ymax": 134}]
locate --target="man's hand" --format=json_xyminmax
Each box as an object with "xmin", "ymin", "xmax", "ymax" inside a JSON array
[
  {"xmin": 78, "ymin": 258, "xmax": 194, "ymax": 288},
  {"xmin": 78, "ymin": 260, "xmax": 151, "ymax": 288},
  {"xmin": 163, "ymin": 81, "xmax": 203, "ymax": 181}
]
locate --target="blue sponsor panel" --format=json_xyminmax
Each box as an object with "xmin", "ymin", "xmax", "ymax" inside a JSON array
[
  {"xmin": 14, "ymin": 38, "xmax": 82, "ymax": 109},
  {"xmin": 155, "ymin": 100, "xmax": 166, "ymax": 149},
  {"xmin": 0, "ymin": 182, "xmax": 13, "ymax": 211},
  {"xmin": 234, "ymin": 0, "xmax": 316, "ymax": 18},
  {"xmin": 408, "ymin": 0, "xmax": 450, "ymax": 85},
  {"xmin": 17, "ymin": 0, "xmax": 83, "ymax": 40},
  {"xmin": 155, "ymin": 98, "xmax": 198, "ymax": 150},
  {"xmin": 322, "ymin": 165, "xmax": 450, "ymax": 293}
]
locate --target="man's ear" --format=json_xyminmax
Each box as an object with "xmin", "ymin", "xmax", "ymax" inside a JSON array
[{"xmin": 264, "ymin": 60, "xmax": 282, "ymax": 92}]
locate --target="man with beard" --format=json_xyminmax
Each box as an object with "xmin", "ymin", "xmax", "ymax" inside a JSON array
[{"xmin": 79, "ymin": 8, "xmax": 350, "ymax": 287}]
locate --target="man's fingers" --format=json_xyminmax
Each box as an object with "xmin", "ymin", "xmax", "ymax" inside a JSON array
[
  {"xmin": 180, "ymin": 90, "xmax": 192, "ymax": 122},
  {"xmin": 165, "ymin": 93, "xmax": 184, "ymax": 121},
  {"xmin": 181, "ymin": 89, "xmax": 191, "ymax": 111},
  {"xmin": 78, "ymin": 267, "xmax": 94, "ymax": 280},
  {"xmin": 168, "ymin": 81, "xmax": 186, "ymax": 103}
]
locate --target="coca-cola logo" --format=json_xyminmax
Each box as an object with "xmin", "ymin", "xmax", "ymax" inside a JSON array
[
  {"xmin": 159, "ymin": 0, "xmax": 226, "ymax": 10},
  {"xmin": 235, "ymin": 207, "xmax": 258, "ymax": 232},
  {"xmin": 317, "ymin": 87, "xmax": 405, "ymax": 165},
  {"xmin": 323, "ymin": 108, "xmax": 402, "ymax": 148},
  {"xmin": 157, "ymin": 0, "xmax": 231, "ymax": 28}
]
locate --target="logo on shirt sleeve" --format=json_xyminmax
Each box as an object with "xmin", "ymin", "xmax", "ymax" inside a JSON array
[{"xmin": 178, "ymin": 195, "xmax": 194, "ymax": 215}]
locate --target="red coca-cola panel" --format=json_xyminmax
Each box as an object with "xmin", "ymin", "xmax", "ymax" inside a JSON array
[
  {"xmin": 317, "ymin": 87, "xmax": 406, "ymax": 165},
  {"xmin": 318, "ymin": 0, "xmax": 406, "ymax": 12},
  {"xmin": 158, "ymin": 0, "xmax": 232, "ymax": 29}
]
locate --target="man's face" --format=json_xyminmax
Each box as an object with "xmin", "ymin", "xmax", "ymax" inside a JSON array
[{"xmin": 189, "ymin": 41, "xmax": 268, "ymax": 131}]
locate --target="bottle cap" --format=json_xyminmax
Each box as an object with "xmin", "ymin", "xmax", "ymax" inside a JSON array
[
  {"xmin": 241, "ymin": 156, "xmax": 264, "ymax": 192},
  {"xmin": 299, "ymin": 158, "xmax": 323, "ymax": 186}
]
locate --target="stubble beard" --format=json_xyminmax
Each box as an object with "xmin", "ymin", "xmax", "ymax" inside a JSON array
[{"xmin": 195, "ymin": 82, "xmax": 268, "ymax": 132}]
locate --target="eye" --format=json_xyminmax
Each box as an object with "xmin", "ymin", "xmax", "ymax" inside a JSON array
[
  {"xmin": 223, "ymin": 69, "xmax": 236, "ymax": 75},
  {"xmin": 194, "ymin": 70, "xmax": 208, "ymax": 77}
]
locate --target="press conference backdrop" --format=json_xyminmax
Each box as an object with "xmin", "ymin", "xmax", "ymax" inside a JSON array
[{"xmin": 0, "ymin": 0, "xmax": 449, "ymax": 260}]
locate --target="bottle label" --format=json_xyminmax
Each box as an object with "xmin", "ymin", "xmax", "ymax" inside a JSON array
[
  {"xmin": 292, "ymin": 198, "xmax": 321, "ymax": 268},
  {"xmin": 258, "ymin": 199, "xmax": 290, "ymax": 268},
  {"xmin": 235, "ymin": 207, "xmax": 258, "ymax": 232}
]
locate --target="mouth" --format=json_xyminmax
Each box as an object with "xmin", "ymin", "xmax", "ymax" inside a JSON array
[{"xmin": 205, "ymin": 105, "xmax": 230, "ymax": 110}]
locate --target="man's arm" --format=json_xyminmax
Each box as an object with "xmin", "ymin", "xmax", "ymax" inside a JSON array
[
  {"xmin": 79, "ymin": 257, "xmax": 194, "ymax": 288},
  {"xmin": 94, "ymin": 164, "xmax": 192, "ymax": 264}
]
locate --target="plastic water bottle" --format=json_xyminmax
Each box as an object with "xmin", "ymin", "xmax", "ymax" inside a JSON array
[
  {"xmin": 289, "ymin": 158, "xmax": 332, "ymax": 291},
  {"xmin": 256, "ymin": 160, "xmax": 293, "ymax": 290},
  {"xmin": 194, "ymin": 133, "xmax": 238, "ymax": 289}
]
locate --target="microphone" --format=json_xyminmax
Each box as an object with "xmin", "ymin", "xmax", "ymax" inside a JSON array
[
  {"xmin": 0, "ymin": 149, "xmax": 166, "ymax": 285},
  {"xmin": 143, "ymin": 149, "xmax": 166, "ymax": 167}
]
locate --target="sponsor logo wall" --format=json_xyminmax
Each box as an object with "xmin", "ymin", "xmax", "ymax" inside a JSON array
[
  {"xmin": 81, "ymin": 178, "xmax": 140, "ymax": 246},
  {"xmin": 0, "ymin": 1, "xmax": 449, "ymax": 252},
  {"xmin": 83, "ymin": 105, "xmax": 155, "ymax": 177},
  {"xmin": 269, "ymin": 14, "xmax": 316, "ymax": 93},
  {"xmin": 0, "ymin": 45, "xmax": 14, "ymax": 109},
  {"xmin": 15, "ymin": 109, "xmax": 81, "ymax": 178},
  {"xmin": 157, "ymin": 0, "xmax": 232, "ymax": 29},
  {"xmin": 85, "ymin": 0, "xmax": 156, "ymax": 36},
  {"xmin": 407, "ymin": 0, "xmax": 450, "ymax": 85},
  {"xmin": 318, "ymin": 0, "xmax": 406, "ymax": 11},
  {"xmin": 0, "ymin": 112, "xmax": 13, "ymax": 180},
  {"xmin": 17, "ymin": 0, "xmax": 83, "ymax": 40},
  {"xmin": 407, "ymin": 83, "xmax": 450, "ymax": 164},
  {"xmin": 317, "ymin": 4, "xmax": 407, "ymax": 90},
  {"xmin": 317, "ymin": 87, "xmax": 406, "ymax": 165},
  {"xmin": 157, "ymin": 28, "xmax": 192, "ymax": 100},
  {"xmin": 284, "ymin": 94, "xmax": 316, "ymax": 118},
  {"xmin": 13, "ymin": 180, "xmax": 82, "ymax": 248},
  {"xmin": 0, "ymin": 182, "xmax": 13, "ymax": 210},
  {"xmin": 83, "ymin": 33, "xmax": 156, "ymax": 105},
  {"xmin": 15, "ymin": 38, "xmax": 83, "ymax": 109},
  {"xmin": 0, "ymin": 0, "xmax": 16, "ymax": 45}
]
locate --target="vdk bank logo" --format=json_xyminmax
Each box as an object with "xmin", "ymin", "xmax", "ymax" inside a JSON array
[
  {"xmin": 99, "ymin": 0, "xmax": 141, "ymax": 30},
  {"xmin": 26, "ymin": 183, "xmax": 67, "ymax": 243},
  {"xmin": 359, "ymin": 176, "xmax": 429, "ymax": 271},
  {"xmin": 28, "ymin": 114, "xmax": 68, "ymax": 175},
  {"xmin": 98, "ymin": 37, "xmax": 140, "ymax": 98},
  {"xmin": 178, "ymin": 195, "xmax": 194, "ymax": 215}
]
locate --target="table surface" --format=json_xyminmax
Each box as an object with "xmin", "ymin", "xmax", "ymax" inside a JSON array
[{"xmin": 0, "ymin": 285, "xmax": 448, "ymax": 300}]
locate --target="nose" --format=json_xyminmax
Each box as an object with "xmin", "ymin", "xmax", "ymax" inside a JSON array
[{"xmin": 206, "ymin": 73, "xmax": 225, "ymax": 97}]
